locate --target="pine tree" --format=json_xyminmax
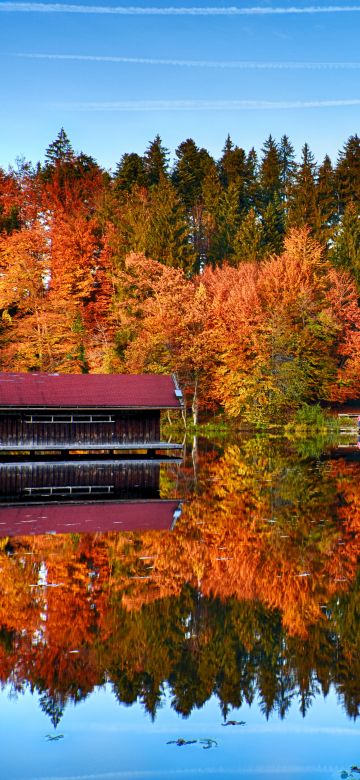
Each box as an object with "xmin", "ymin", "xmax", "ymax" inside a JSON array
[
  {"xmin": 201, "ymin": 166, "xmax": 222, "ymax": 265},
  {"xmin": 172, "ymin": 138, "xmax": 215, "ymax": 210},
  {"xmin": 147, "ymin": 176, "xmax": 196, "ymax": 272},
  {"xmin": 278, "ymin": 135, "xmax": 296, "ymax": 203},
  {"xmin": 219, "ymin": 136, "xmax": 247, "ymax": 189},
  {"xmin": 39, "ymin": 692, "xmax": 65, "ymax": 729},
  {"xmin": 202, "ymin": 173, "xmax": 240, "ymax": 265},
  {"xmin": 110, "ymin": 177, "xmax": 195, "ymax": 272},
  {"xmin": 45, "ymin": 128, "xmax": 74, "ymax": 166},
  {"xmin": 113, "ymin": 152, "xmax": 146, "ymax": 193},
  {"xmin": 287, "ymin": 143, "xmax": 318, "ymax": 230},
  {"xmin": 335, "ymin": 134, "xmax": 360, "ymax": 214},
  {"xmin": 261, "ymin": 196, "xmax": 285, "ymax": 257},
  {"xmin": 244, "ymin": 148, "xmax": 259, "ymax": 212},
  {"xmin": 330, "ymin": 202, "xmax": 360, "ymax": 287},
  {"xmin": 143, "ymin": 135, "xmax": 169, "ymax": 187},
  {"xmin": 233, "ymin": 208, "xmax": 264, "ymax": 263},
  {"xmin": 315, "ymin": 154, "xmax": 338, "ymax": 244},
  {"xmin": 171, "ymin": 139, "xmax": 217, "ymax": 270},
  {"xmin": 259, "ymin": 135, "xmax": 282, "ymax": 208}
]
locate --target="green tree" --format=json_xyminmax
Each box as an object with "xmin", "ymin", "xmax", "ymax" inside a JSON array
[
  {"xmin": 330, "ymin": 202, "xmax": 360, "ymax": 286},
  {"xmin": 44, "ymin": 128, "xmax": 74, "ymax": 166},
  {"xmin": 278, "ymin": 134, "xmax": 296, "ymax": 203},
  {"xmin": 146, "ymin": 176, "xmax": 196, "ymax": 271},
  {"xmin": 261, "ymin": 195, "xmax": 285, "ymax": 257},
  {"xmin": 202, "ymin": 175, "xmax": 240, "ymax": 266},
  {"xmin": 218, "ymin": 136, "xmax": 248, "ymax": 208},
  {"xmin": 143, "ymin": 135, "xmax": 169, "ymax": 187},
  {"xmin": 288, "ymin": 143, "xmax": 318, "ymax": 230},
  {"xmin": 171, "ymin": 139, "xmax": 217, "ymax": 270},
  {"xmin": 244, "ymin": 147, "xmax": 259, "ymax": 211},
  {"xmin": 113, "ymin": 152, "xmax": 146, "ymax": 193},
  {"xmin": 233, "ymin": 208, "xmax": 264, "ymax": 263},
  {"xmin": 172, "ymin": 138, "xmax": 215, "ymax": 210},
  {"xmin": 335, "ymin": 134, "xmax": 360, "ymax": 214},
  {"xmin": 259, "ymin": 135, "xmax": 282, "ymax": 208},
  {"xmin": 109, "ymin": 178, "xmax": 195, "ymax": 272},
  {"xmin": 315, "ymin": 154, "xmax": 338, "ymax": 244}
]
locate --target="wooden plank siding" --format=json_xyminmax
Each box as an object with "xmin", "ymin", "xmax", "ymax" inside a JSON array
[
  {"xmin": 0, "ymin": 461, "xmax": 161, "ymax": 502},
  {"xmin": 0, "ymin": 409, "xmax": 164, "ymax": 451}
]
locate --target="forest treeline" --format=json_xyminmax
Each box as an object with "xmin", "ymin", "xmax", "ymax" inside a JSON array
[
  {"xmin": 1, "ymin": 129, "xmax": 360, "ymax": 421},
  {"xmin": 2, "ymin": 438, "xmax": 360, "ymax": 722}
]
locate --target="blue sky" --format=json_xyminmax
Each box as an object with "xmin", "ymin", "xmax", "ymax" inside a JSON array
[{"xmin": 1, "ymin": 0, "xmax": 360, "ymax": 171}]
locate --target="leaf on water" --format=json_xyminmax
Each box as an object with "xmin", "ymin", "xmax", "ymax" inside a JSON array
[
  {"xmin": 200, "ymin": 738, "xmax": 218, "ymax": 749},
  {"xmin": 167, "ymin": 739, "xmax": 197, "ymax": 746}
]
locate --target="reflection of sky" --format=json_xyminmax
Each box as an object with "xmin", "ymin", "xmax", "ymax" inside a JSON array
[{"xmin": 2, "ymin": 684, "xmax": 360, "ymax": 780}]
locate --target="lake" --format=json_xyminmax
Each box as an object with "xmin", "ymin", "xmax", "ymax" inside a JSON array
[{"xmin": 1, "ymin": 432, "xmax": 360, "ymax": 780}]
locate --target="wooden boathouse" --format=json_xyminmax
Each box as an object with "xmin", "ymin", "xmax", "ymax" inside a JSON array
[{"xmin": 0, "ymin": 373, "xmax": 183, "ymax": 455}]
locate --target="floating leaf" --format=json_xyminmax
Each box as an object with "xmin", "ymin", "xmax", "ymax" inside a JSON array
[
  {"xmin": 167, "ymin": 739, "xmax": 197, "ymax": 747},
  {"xmin": 200, "ymin": 738, "xmax": 218, "ymax": 749}
]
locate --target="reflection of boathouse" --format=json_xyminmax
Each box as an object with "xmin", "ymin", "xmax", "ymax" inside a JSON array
[
  {"xmin": 0, "ymin": 373, "xmax": 183, "ymax": 455},
  {"xmin": 0, "ymin": 459, "xmax": 181, "ymax": 537},
  {"xmin": 0, "ymin": 501, "xmax": 181, "ymax": 537}
]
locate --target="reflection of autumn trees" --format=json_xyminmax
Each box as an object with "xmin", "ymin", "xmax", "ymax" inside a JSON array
[
  {"xmin": 118, "ymin": 440, "xmax": 358, "ymax": 637},
  {"xmin": 2, "ymin": 440, "xmax": 360, "ymax": 720}
]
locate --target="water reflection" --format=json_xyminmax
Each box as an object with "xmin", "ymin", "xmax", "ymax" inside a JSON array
[
  {"xmin": 0, "ymin": 459, "xmax": 182, "ymax": 535},
  {"xmin": 1, "ymin": 435, "xmax": 360, "ymax": 737}
]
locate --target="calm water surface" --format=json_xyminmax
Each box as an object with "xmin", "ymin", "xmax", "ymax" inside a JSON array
[{"xmin": 1, "ymin": 434, "xmax": 360, "ymax": 780}]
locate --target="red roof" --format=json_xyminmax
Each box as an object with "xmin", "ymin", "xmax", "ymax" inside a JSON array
[
  {"xmin": 0, "ymin": 373, "xmax": 182, "ymax": 409},
  {"xmin": 0, "ymin": 500, "xmax": 180, "ymax": 537}
]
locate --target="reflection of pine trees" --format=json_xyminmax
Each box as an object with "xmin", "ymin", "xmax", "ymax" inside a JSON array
[
  {"xmin": 3, "ymin": 581, "xmax": 360, "ymax": 722},
  {"xmin": 39, "ymin": 691, "xmax": 65, "ymax": 729}
]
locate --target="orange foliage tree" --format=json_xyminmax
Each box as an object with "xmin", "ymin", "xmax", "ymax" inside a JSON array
[
  {"xmin": 117, "ymin": 252, "xmax": 214, "ymax": 421},
  {"xmin": 207, "ymin": 229, "xmax": 360, "ymax": 422}
]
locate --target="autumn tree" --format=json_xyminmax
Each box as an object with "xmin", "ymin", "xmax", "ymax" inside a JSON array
[
  {"xmin": 212, "ymin": 229, "xmax": 360, "ymax": 422},
  {"xmin": 0, "ymin": 167, "xmax": 21, "ymax": 234},
  {"xmin": 0, "ymin": 224, "xmax": 58, "ymax": 371},
  {"xmin": 117, "ymin": 253, "xmax": 213, "ymax": 421}
]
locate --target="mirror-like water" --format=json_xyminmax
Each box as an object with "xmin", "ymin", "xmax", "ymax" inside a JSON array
[{"xmin": 2, "ymin": 434, "xmax": 360, "ymax": 780}]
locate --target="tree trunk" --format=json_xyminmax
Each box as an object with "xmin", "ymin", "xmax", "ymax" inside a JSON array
[{"xmin": 192, "ymin": 376, "xmax": 199, "ymax": 426}]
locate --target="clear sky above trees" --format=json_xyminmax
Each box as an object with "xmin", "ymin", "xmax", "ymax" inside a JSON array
[{"xmin": 0, "ymin": 1, "xmax": 360, "ymax": 169}]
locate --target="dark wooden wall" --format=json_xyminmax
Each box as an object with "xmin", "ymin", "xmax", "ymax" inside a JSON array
[
  {"xmin": 0, "ymin": 461, "xmax": 160, "ymax": 502},
  {"xmin": 0, "ymin": 409, "xmax": 161, "ymax": 449}
]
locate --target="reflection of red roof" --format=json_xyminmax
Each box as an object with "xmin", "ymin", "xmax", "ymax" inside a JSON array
[
  {"xmin": 0, "ymin": 500, "xmax": 180, "ymax": 537},
  {"xmin": 0, "ymin": 373, "xmax": 182, "ymax": 409}
]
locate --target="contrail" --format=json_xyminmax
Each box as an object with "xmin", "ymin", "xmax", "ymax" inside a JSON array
[
  {"xmin": 49, "ymin": 98, "xmax": 360, "ymax": 110},
  {"xmin": 13, "ymin": 53, "xmax": 360, "ymax": 69},
  {"xmin": 2, "ymin": 3, "xmax": 360, "ymax": 16}
]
